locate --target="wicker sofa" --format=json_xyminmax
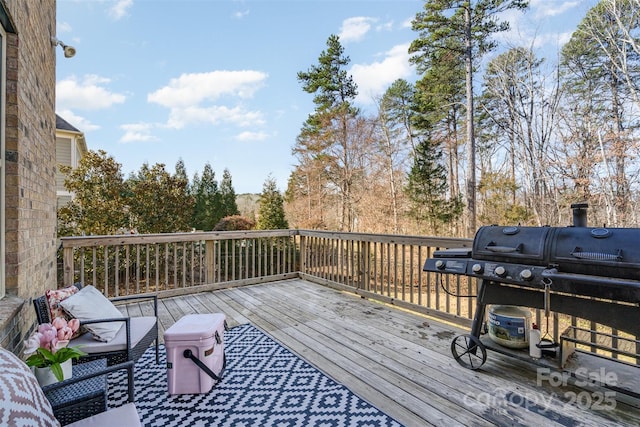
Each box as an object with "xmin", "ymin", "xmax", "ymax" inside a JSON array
[{"xmin": 33, "ymin": 283, "xmax": 159, "ymax": 366}]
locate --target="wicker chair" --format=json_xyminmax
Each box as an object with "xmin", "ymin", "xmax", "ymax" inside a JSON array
[
  {"xmin": 42, "ymin": 360, "xmax": 136, "ymax": 425},
  {"xmin": 34, "ymin": 283, "xmax": 159, "ymax": 366},
  {"xmin": 1, "ymin": 347, "xmax": 141, "ymax": 427}
]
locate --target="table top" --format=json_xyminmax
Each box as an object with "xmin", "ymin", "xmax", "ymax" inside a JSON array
[{"xmin": 43, "ymin": 359, "xmax": 108, "ymax": 407}]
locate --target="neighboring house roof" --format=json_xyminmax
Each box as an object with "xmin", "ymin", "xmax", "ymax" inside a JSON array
[
  {"xmin": 56, "ymin": 114, "xmax": 87, "ymax": 155},
  {"xmin": 56, "ymin": 114, "xmax": 80, "ymax": 132}
]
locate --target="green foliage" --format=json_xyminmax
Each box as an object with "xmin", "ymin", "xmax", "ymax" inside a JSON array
[
  {"xmin": 410, "ymin": 0, "xmax": 528, "ymax": 64},
  {"xmin": 58, "ymin": 151, "xmax": 242, "ymax": 236},
  {"xmin": 220, "ymin": 169, "xmax": 240, "ymax": 218},
  {"xmin": 294, "ymin": 34, "xmax": 364, "ymax": 231},
  {"xmin": 405, "ymin": 137, "xmax": 463, "ymax": 231},
  {"xmin": 256, "ymin": 176, "xmax": 289, "ymax": 230},
  {"xmin": 478, "ymin": 172, "xmax": 530, "ymax": 225},
  {"xmin": 379, "ymin": 79, "xmax": 416, "ymax": 146},
  {"xmin": 127, "ymin": 163, "xmax": 193, "ymax": 233},
  {"xmin": 25, "ymin": 346, "xmax": 87, "ymax": 381},
  {"xmin": 58, "ymin": 150, "xmax": 128, "ymax": 236},
  {"xmin": 297, "ymin": 34, "xmax": 358, "ymax": 118},
  {"xmin": 191, "ymin": 163, "xmax": 221, "ymax": 231}
]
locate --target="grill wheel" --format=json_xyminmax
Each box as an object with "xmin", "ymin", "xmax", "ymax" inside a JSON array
[{"xmin": 450, "ymin": 334, "xmax": 487, "ymax": 370}]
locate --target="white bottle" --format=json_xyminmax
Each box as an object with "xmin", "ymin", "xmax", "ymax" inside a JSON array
[{"xmin": 529, "ymin": 323, "xmax": 541, "ymax": 359}]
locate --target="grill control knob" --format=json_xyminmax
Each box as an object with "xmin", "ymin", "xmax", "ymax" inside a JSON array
[
  {"xmin": 520, "ymin": 269, "xmax": 533, "ymax": 281},
  {"xmin": 494, "ymin": 266, "xmax": 507, "ymax": 277},
  {"xmin": 472, "ymin": 263, "xmax": 483, "ymax": 274},
  {"xmin": 435, "ymin": 260, "xmax": 445, "ymax": 270}
]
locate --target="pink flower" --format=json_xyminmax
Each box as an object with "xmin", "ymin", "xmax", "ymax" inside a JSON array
[
  {"xmin": 52, "ymin": 339, "xmax": 69, "ymax": 353},
  {"xmin": 24, "ymin": 332, "xmax": 42, "ymax": 355},
  {"xmin": 57, "ymin": 326, "xmax": 74, "ymax": 341},
  {"xmin": 39, "ymin": 328, "xmax": 58, "ymax": 351},
  {"xmin": 38, "ymin": 323, "xmax": 55, "ymax": 335},
  {"xmin": 51, "ymin": 317, "xmax": 67, "ymax": 330},
  {"xmin": 68, "ymin": 318, "xmax": 80, "ymax": 333}
]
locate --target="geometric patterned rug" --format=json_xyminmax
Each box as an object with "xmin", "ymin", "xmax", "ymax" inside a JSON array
[{"xmin": 108, "ymin": 324, "xmax": 404, "ymax": 426}]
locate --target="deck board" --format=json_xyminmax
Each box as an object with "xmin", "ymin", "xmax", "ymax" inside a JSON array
[{"xmin": 129, "ymin": 278, "xmax": 639, "ymax": 427}]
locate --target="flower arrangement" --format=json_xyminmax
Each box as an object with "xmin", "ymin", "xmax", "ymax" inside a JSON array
[{"xmin": 24, "ymin": 317, "xmax": 86, "ymax": 381}]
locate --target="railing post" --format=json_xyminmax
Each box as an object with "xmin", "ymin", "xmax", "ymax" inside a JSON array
[
  {"xmin": 299, "ymin": 234, "xmax": 306, "ymax": 275},
  {"xmin": 63, "ymin": 246, "xmax": 74, "ymax": 287},
  {"xmin": 360, "ymin": 240, "xmax": 370, "ymax": 291},
  {"xmin": 205, "ymin": 240, "xmax": 214, "ymax": 284}
]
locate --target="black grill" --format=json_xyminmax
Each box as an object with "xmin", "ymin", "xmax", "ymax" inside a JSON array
[{"xmin": 423, "ymin": 204, "xmax": 640, "ymax": 378}]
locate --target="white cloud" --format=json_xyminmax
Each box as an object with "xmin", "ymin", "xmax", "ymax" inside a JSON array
[
  {"xmin": 55, "ymin": 109, "xmax": 100, "ymax": 133},
  {"xmin": 235, "ymin": 131, "xmax": 269, "ymax": 142},
  {"xmin": 110, "ymin": 0, "xmax": 133, "ymax": 20},
  {"xmin": 234, "ymin": 9, "xmax": 250, "ymax": 19},
  {"xmin": 120, "ymin": 122, "xmax": 158, "ymax": 143},
  {"xmin": 375, "ymin": 20, "xmax": 394, "ymax": 33},
  {"xmin": 494, "ymin": 2, "xmax": 583, "ymax": 51},
  {"xmin": 350, "ymin": 43, "xmax": 413, "ymax": 105},
  {"xmin": 530, "ymin": 0, "xmax": 580, "ymax": 18},
  {"xmin": 56, "ymin": 75, "xmax": 126, "ymax": 111},
  {"xmin": 148, "ymin": 70, "xmax": 268, "ymax": 108},
  {"xmin": 165, "ymin": 105, "xmax": 265, "ymax": 130},
  {"xmin": 339, "ymin": 17, "xmax": 377, "ymax": 43},
  {"xmin": 148, "ymin": 70, "xmax": 268, "ymax": 130}
]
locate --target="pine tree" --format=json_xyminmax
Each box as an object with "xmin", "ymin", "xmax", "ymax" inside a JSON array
[
  {"xmin": 219, "ymin": 168, "xmax": 239, "ymax": 218},
  {"xmin": 256, "ymin": 176, "xmax": 289, "ymax": 230},
  {"xmin": 295, "ymin": 34, "xmax": 361, "ymax": 231},
  {"xmin": 410, "ymin": 0, "xmax": 529, "ymax": 236},
  {"xmin": 191, "ymin": 163, "xmax": 221, "ymax": 231},
  {"xmin": 405, "ymin": 137, "xmax": 462, "ymax": 234},
  {"xmin": 126, "ymin": 163, "xmax": 193, "ymax": 233}
]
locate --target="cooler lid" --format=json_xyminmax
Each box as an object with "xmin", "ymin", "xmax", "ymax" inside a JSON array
[{"xmin": 164, "ymin": 313, "xmax": 225, "ymax": 342}]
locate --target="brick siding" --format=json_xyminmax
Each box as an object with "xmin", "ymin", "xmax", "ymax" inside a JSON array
[{"xmin": 0, "ymin": 0, "xmax": 58, "ymax": 356}]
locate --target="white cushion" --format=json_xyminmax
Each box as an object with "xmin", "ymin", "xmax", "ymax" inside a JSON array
[
  {"xmin": 65, "ymin": 402, "xmax": 140, "ymax": 427},
  {"xmin": 60, "ymin": 285, "xmax": 124, "ymax": 342},
  {"xmin": 70, "ymin": 316, "xmax": 157, "ymax": 353}
]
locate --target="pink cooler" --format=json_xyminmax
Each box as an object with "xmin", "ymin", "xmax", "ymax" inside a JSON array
[{"xmin": 164, "ymin": 313, "xmax": 226, "ymax": 395}]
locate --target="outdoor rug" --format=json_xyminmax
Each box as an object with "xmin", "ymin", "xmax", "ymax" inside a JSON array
[{"xmin": 107, "ymin": 323, "xmax": 404, "ymax": 427}]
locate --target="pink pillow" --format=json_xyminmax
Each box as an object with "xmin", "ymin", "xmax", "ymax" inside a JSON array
[
  {"xmin": 46, "ymin": 286, "xmax": 78, "ymax": 321},
  {"xmin": 46, "ymin": 286, "xmax": 82, "ymax": 338}
]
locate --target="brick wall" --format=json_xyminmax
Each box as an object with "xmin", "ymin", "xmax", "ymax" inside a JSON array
[{"xmin": 0, "ymin": 0, "xmax": 58, "ymax": 355}]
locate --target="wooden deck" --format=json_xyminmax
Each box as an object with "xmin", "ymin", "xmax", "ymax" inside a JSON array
[{"xmin": 122, "ymin": 279, "xmax": 640, "ymax": 427}]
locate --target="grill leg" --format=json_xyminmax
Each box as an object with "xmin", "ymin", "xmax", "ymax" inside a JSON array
[
  {"xmin": 470, "ymin": 279, "xmax": 489, "ymax": 339},
  {"xmin": 450, "ymin": 279, "xmax": 489, "ymax": 370}
]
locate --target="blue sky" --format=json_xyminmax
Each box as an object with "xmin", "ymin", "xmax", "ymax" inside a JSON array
[{"xmin": 55, "ymin": 0, "xmax": 597, "ymax": 194}]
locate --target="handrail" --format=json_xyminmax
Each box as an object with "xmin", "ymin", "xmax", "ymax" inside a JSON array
[{"xmin": 59, "ymin": 229, "xmax": 638, "ymax": 364}]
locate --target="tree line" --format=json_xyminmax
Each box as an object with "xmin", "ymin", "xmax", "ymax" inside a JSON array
[
  {"xmin": 58, "ymin": 150, "xmax": 288, "ymax": 236},
  {"xmin": 60, "ymin": 0, "xmax": 640, "ymax": 239},
  {"xmin": 286, "ymin": 0, "xmax": 640, "ymax": 237}
]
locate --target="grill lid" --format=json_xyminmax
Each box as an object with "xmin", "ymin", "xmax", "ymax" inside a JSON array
[
  {"xmin": 549, "ymin": 227, "xmax": 640, "ymax": 281},
  {"xmin": 472, "ymin": 225, "xmax": 551, "ymax": 265}
]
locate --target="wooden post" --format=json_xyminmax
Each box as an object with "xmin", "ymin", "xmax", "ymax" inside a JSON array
[
  {"xmin": 63, "ymin": 247, "xmax": 74, "ymax": 287},
  {"xmin": 299, "ymin": 235, "xmax": 306, "ymax": 275},
  {"xmin": 205, "ymin": 240, "xmax": 214, "ymax": 284}
]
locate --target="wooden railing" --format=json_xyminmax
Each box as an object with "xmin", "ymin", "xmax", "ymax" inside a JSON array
[
  {"xmin": 60, "ymin": 229, "xmax": 638, "ymax": 363},
  {"xmin": 60, "ymin": 230, "xmax": 300, "ymax": 297},
  {"xmin": 297, "ymin": 230, "xmax": 475, "ymax": 326}
]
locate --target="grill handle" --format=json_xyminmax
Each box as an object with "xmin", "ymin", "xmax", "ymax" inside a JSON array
[
  {"xmin": 484, "ymin": 242, "xmax": 523, "ymax": 253},
  {"xmin": 570, "ymin": 247, "xmax": 622, "ymax": 261},
  {"xmin": 541, "ymin": 268, "xmax": 640, "ymax": 290}
]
